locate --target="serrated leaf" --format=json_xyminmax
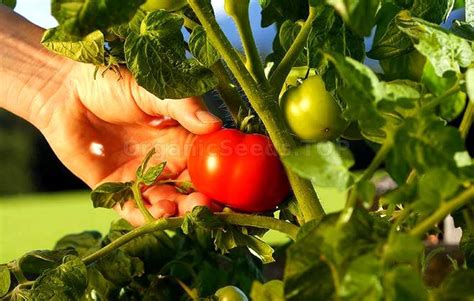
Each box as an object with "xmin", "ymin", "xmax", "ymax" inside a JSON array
[
  {"xmin": 90, "ymin": 182, "xmax": 133, "ymax": 209},
  {"xmin": 282, "ymin": 141, "xmax": 355, "ymax": 190},
  {"xmin": 142, "ymin": 162, "xmax": 166, "ymax": 185},
  {"xmin": 189, "ymin": 26, "xmax": 220, "ymax": 68},
  {"xmin": 95, "ymin": 249, "xmax": 144, "ymax": 286},
  {"xmin": 181, "ymin": 206, "xmax": 224, "ymax": 235},
  {"xmin": 41, "ymin": 28, "xmax": 104, "ymax": 65},
  {"xmin": 339, "ymin": 254, "xmax": 383, "ymax": 300},
  {"xmin": 250, "ymin": 280, "xmax": 285, "ymax": 301},
  {"xmin": 0, "ymin": 266, "xmax": 10, "ymax": 298},
  {"xmin": 326, "ymin": 0, "xmax": 380, "ymax": 36},
  {"xmin": 397, "ymin": 12, "xmax": 474, "ymax": 76},
  {"xmin": 17, "ymin": 249, "xmax": 78, "ymax": 280},
  {"xmin": 54, "ymin": 231, "xmax": 102, "ymax": 257},
  {"xmin": 460, "ymin": 228, "xmax": 474, "ymax": 268},
  {"xmin": 30, "ymin": 255, "xmax": 87, "ymax": 300},
  {"xmin": 384, "ymin": 265, "xmax": 428, "ymax": 301},
  {"xmin": 136, "ymin": 148, "xmax": 156, "ymax": 179},
  {"xmin": 124, "ymin": 10, "xmax": 218, "ymax": 99}
]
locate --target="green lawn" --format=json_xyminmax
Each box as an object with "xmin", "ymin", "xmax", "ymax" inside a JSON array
[{"xmin": 0, "ymin": 187, "xmax": 345, "ymax": 263}]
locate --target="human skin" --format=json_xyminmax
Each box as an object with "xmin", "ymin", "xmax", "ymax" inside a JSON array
[{"xmin": 0, "ymin": 5, "xmax": 222, "ymax": 226}]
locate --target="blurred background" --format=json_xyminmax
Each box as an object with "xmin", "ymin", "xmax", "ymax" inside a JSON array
[{"xmin": 0, "ymin": 1, "xmax": 471, "ymax": 262}]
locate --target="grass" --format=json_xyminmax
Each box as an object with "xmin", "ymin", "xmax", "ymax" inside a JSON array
[{"xmin": 0, "ymin": 187, "xmax": 345, "ymax": 263}]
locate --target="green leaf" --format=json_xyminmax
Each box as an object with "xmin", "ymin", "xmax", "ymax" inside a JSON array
[
  {"xmin": 258, "ymin": 0, "xmax": 271, "ymax": 8},
  {"xmin": 54, "ymin": 231, "xmax": 102, "ymax": 257},
  {"xmin": 181, "ymin": 206, "xmax": 224, "ymax": 235},
  {"xmin": 41, "ymin": 28, "xmax": 104, "ymax": 65},
  {"xmin": 355, "ymin": 180, "xmax": 376, "ymax": 207},
  {"xmin": 282, "ymin": 142, "xmax": 355, "ymax": 190},
  {"xmin": 95, "ymin": 249, "xmax": 144, "ymax": 286},
  {"xmin": 108, "ymin": 9, "xmax": 146, "ymax": 40},
  {"xmin": 141, "ymin": 162, "xmax": 166, "ymax": 185},
  {"xmin": 380, "ymin": 50, "xmax": 426, "ymax": 82},
  {"xmin": 0, "ymin": 266, "xmax": 10, "ymax": 298},
  {"xmin": 250, "ymin": 280, "xmax": 285, "ymax": 301},
  {"xmin": 339, "ymin": 254, "xmax": 383, "ymax": 301},
  {"xmin": 383, "ymin": 265, "xmax": 428, "ymax": 301},
  {"xmin": 124, "ymin": 10, "xmax": 218, "ymax": 99},
  {"xmin": 460, "ymin": 228, "xmax": 474, "ymax": 268},
  {"xmin": 434, "ymin": 269, "xmax": 474, "ymax": 300},
  {"xmin": 136, "ymin": 148, "xmax": 156, "ymax": 179},
  {"xmin": 51, "ymin": 0, "xmax": 144, "ymax": 36},
  {"xmin": 452, "ymin": 20, "xmax": 474, "ymax": 41},
  {"xmin": 90, "ymin": 182, "xmax": 133, "ymax": 209},
  {"xmin": 392, "ymin": 115, "xmax": 465, "ymax": 175},
  {"xmin": 260, "ymin": 0, "xmax": 309, "ymax": 28},
  {"xmin": 30, "ymin": 255, "xmax": 87, "ymax": 300},
  {"xmin": 279, "ymin": 20, "xmax": 306, "ymax": 66},
  {"xmin": 467, "ymin": 68, "xmax": 474, "ymax": 104},
  {"xmin": 82, "ymin": 267, "xmax": 118, "ymax": 300},
  {"xmin": 17, "ymin": 249, "xmax": 78, "ymax": 280},
  {"xmin": 189, "ymin": 26, "xmax": 220, "ymax": 68},
  {"xmin": 383, "ymin": 234, "xmax": 423, "ymax": 264},
  {"xmin": 397, "ymin": 12, "xmax": 474, "ymax": 77},
  {"xmin": 0, "ymin": 0, "xmax": 16, "ymax": 9},
  {"xmin": 326, "ymin": 0, "xmax": 380, "ymax": 36}
]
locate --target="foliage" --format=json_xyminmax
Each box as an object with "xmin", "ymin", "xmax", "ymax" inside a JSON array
[{"xmin": 2, "ymin": 0, "xmax": 474, "ymax": 300}]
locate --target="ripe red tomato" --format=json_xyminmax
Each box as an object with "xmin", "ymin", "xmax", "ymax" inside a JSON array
[{"xmin": 187, "ymin": 129, "xmax": 290, "ymax": 212}]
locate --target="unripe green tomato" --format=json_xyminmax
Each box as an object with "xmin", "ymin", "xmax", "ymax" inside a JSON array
[
  {"xmin": 215, "ymin": 286, "xmax": 248, "ymax": 301},
  {"xmin": 141, "ymin": 0, "xmax": 187, "ymax": 12},
  {"xmin": 341, "ymin": 122, "xmax": 363, "ymax": 140},
  {"xmin": 281, "ymin": 75, "xmax": 348, "ymax": 142}
]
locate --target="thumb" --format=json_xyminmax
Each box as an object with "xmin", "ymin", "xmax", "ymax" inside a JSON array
[{"xmin": 133, "ymin": 85, "xmax": 222, "ymax": 134}]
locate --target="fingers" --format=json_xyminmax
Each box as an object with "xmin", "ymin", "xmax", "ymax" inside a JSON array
[{"xmin": 133, "ymin": 86, "xmax": 222, "ymax": 134}]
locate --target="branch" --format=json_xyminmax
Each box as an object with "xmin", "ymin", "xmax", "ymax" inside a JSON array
[
  {"xmin": 459, "ymin": 100, "xmax": 473, "ymax": 139},
  {"xmin": 132, "ymin": 182, "xmax": 154, "ymax": 223},
  {"xmin": 410, "ymin": 185, "xmax": 474, "ymax": 237},
  {"xmin": 82, "ymin": 212, "xmax": 300, "ymax": 265},
  {"xmin": 421, "ymin": 84, "xmax": 461, "ymax": 113},
  {"xmin": 186, "ymin": 0, "xmax": 325, "ymax": 222},
  {"xmin": 269, "ymin": 6, "xmax": 317, "ymax": 92}
]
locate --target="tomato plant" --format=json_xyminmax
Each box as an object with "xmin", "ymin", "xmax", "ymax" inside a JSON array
[
  {"xmin": 281, "ymin": 75, "xmax": 348, "ymax": 142},
  {"xmin": 2, "ymin": 0, "xmax": 474, "ymax": 300},
  {"xmin": 188, "ymin": 129, "xmax": 290, "ymax": 212}
]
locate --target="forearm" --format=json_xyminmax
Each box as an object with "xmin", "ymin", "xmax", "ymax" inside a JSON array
[{"xmin": 0, "ymin": 5, "xmax": 74, "ymax": 127}]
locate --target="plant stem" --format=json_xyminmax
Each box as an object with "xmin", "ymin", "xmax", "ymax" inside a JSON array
[
  {"xmin": 82, "ymin": 212, "xmax": 300, "ymax": 265},
  {"xmin": 421, "ymin": 84, "xmax": 461, "ymax": 112},
  {"xmin": 269, "ymin": 7, "xmax": 317, "ymax": 92},
  {"xmin": 209, "ymin": 62, "xmax": 245, "ymax": 120},
  {"xmin": 228, "ymin": 3, "xmax": 268, "ymax": 85},
  {"xmin": 410, "ymin": 185, "xmax": 474, "ymax": 237},
  {"xmin": 459, "ymin": 100, "xmax": 473, "ymax": 139},
  {"xmin": 132, "ymin": 182, "xmax": 154, "ymax": 223},
  {"xmin": 186, "ymin": 0, "xmax": 324, "ymax": 222},
  {"xmin": 216, "ymin": 213, "xmax": 299, "ymax": 240}
]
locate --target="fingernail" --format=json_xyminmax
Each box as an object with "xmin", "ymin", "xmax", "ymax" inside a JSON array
[{"xmin": 195, "ymin": 111, "xmax": 221, "ymax": 124}]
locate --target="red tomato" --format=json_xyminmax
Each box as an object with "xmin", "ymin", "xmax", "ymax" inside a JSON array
[{"xmin": 187, "ymin": 129, "xmax": 290, "ymax": 212}]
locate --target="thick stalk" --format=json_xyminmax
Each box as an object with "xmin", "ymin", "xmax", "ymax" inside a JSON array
[
  {"xmin": 269, "ymin": 7, "xmax": 317, "ymax": 92},
  {"xmin": 459, "ymin": 101, "xmax": 473, "ymax": 139},
  {"xmin": 82, "ymin": 212, "xmax": 300, "ymax": 265},
  {"xmin": 186, "ymin": 0, "xmax": 324, "ymax": 222},
  {"xmin": 410, "ymin": 186, "xmax": 474, "ymax": 237}
]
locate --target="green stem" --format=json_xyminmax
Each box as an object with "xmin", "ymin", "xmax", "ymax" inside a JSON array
[
  {"xmin": 82, "ymin": 212, "xmax": 300, "ymax": 265},
  {"xmin": 269, "ymin": 7, "xmax": 317, "ymax": 92},
  {"xmin": 410, "ymin": 186, "xmax": 474, "ymax": 237},
  {"xmin": 459, "ymin": 100, "xmax": 473, "ymax": 139},
  {"xmin": 228, "ymin": 4, "xmax": 268, "ymax": 85},
  {"xmin": 132, "ymin": 182, "xmax": 154, "ymax": 223},
  {"xmin": 187, "ymin": 0, "xmax": 324, "ymax": 222},
  {"xmin": 209, "ymin": 62, "xmax": 246, "ymax": 120},
  {"xmin": 422, "ymin": 84, "xmax": 461, "ymax": 113}
]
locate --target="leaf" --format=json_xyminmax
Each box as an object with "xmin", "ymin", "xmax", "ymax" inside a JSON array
[
  {"xmin": 136, "ymin": 148, "xmax": 156, "ymax": 179},
  {"xmin": 279, "ymin": 20, "xmax": 306, "ymax": 66},
  {"xmin": 0, "ymin": 0, "xmax": 16, "ymax": 9},
  {"xmin": 383, "ymin": 234, "xmax": 423, "ymax": 264},
  {"xmin": 326, "ymin": 0, "xmax": 380, "ymax": 36},
  {"xmin": 95, "ymin": 249, "xmax": 144, "ymax": 286},
  {"xmin": 30, "ymin": 255, "xmax": 88, "ymax": 300},
  {"xmin": 82, "ymin": 267, "xmax": 118, "ymax": 300},
  {"xmin": 17, "ymin": 249, "xmax": 78, "ymax": 280},
  {"xmin": 250, "ymin": 280, "xmax": 285, "ymax": 301},
  {"xmin": 452, "ymin": 20, "xmax": 474, "ymax": 41},
  {"xmin": 189, "ymin": 26, "xmax": 220, "ymax": 68},
  {"xmin": 141, "ymin": 162, "xmax": 167, "ymax": 185},
  {"xmin": 51, "ymin": 0, "xmax": 144, "ymax": 36},
  {"xmin": 380, "ymin": 50, "xmax": 426, "ymax": 82},
  {"xmin": 124, "ymin": 10, "xmax": 218, "ymax": 99},
  {"xmin": 460, "ymin": 228, "xmax": 474, "ymax": 268},
  {"xmin": 397, "ymin": 12, "xmax": 474, "ymax": 77},
  {"xmin": 260, "ymin": 0, "xmax": 309, "ymax": 28},
  {"xmin": 434, "ymin": 269, "xmax": 474, "ymax": 300},
  {"xmin": 41, "ymin": 27, "xmax": 104, "ymax": 65},
  {"xmin": 54, "ymin": 231, "xmax": 102, "ymax": 257},
  {"xmin": 355, "ymin": 180, "xmax": 376, "ymax": 207},
  {"xmin": 0, "ymin": 266, "xmax": 10, "ymax": 298},
  {"xmin": 339, "ymin": 254, "xmax": 383, "ymax": 301},
  {"xmin": 108, "ymin": 9, "xmax": 146, "ymax": 40},
  {"xmin": 383, "ymin": 265, "xmax": 428, "ymax": 301},
  {"xmin": 90, "ymin": 182, "xmax": 133, "ymax": 209},
  {"xmin": 467, "ymin": 68, "xmax": 474, "ymax": 104},
  {"xmin": 392, "ymin": 115, "xmax": 465, "ymax": 175},
  {"xmin": 259, "ymin": 0, "xmax": 271, "ymax": 9},
  {"xmin": 282, "ymin": 141, "xmax": 355, "ymax": 190},
  {"xmin": 181, "ymin": 206, "xmax": 224, "ymax": 235}
]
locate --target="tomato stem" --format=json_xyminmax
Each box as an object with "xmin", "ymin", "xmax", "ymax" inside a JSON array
[
  {"xmin": 132, "ymin": 182, "xmax": 155, "ymax": 223},
  {"xmin": 410, "ymin": 185, "xmax": 474, "ymax": 237},
  {"xmin": 421, "ymin": 84, "xmax": 461, "ymax": 112},
  {"xmin": 459, "ymin": 100, "xmax": 473, "ymax": 139},
  {"xmin": 186, "ymin": 0, "xmax": 325, "ymax": 223},
  {"xmin": 269, "ymin": 6, "xmax": 317, "ymax": 93},
  {"xmin": 82, "ymin": 212, "xmax": 300, "ymax": 265}
]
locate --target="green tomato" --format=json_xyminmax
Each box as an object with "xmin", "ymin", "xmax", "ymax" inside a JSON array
[
  {"xmin": 279, "ymin": 66, "xmax": 313, "ymax": 98},
  {"xmin": 215, "ymin": 286, "xmax": 248, "ymax": 301},
  {"xmin": 141, "ymin": 0, "xmax": 187, "ymax": 12},
  {"xmin": 281, "ymin": 75, "xmax": 348, "ymax": 142}
]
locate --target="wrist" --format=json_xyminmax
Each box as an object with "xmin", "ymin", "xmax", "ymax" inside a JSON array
[{"xmin": 0, "ymin": 6, "xmax": 76, "ymax": 129}]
